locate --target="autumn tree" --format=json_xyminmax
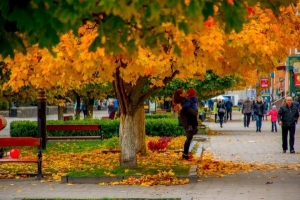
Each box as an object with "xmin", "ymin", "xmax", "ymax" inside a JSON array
[
  {"xmin": 1, "ymin": 0, "xmax": 297, "ymax": 58},
  {"xmin": 154, "ymin": 70, "xmax": 239, "ymax": 101},
  {"xmin": 2, "ymin": 2, "xmax": 300, "ymax": 168}
]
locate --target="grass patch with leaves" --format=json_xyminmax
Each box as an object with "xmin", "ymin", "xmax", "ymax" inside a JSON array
[{"xmin": 0, "ymin": 136, "xmax": 196, "ymax": 184}]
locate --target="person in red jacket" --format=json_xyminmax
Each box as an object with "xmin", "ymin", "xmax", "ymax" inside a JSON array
[{"xmin": 266, "ymin": 105, "xmax": 278, "ymax": 132}]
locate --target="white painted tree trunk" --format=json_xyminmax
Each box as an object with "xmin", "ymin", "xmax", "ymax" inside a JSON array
[
  {"xmin": 119, "ymin": 112, "xmax": 137, "ymax": 167},
  {"xmin": 134, "ymin": 105, "xmax": 146, "ymax": 155}
]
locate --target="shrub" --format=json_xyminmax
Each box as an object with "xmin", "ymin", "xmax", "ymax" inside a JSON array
[
  {"xmin": 10, "ymin": 118, "xmax": 185, "ymax": 138},
  {"xmin": 103, "ymin": 136, "xmax": 120, "ymax": 149},
  {"xmin": 145, "ymin": 113, "xmax": 172, "ymax": 119},
  {"xmin": 0, "ymin": 101, "xmax": 9, "ymax": 110}
]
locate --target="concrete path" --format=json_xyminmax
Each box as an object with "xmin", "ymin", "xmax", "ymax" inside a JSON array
[{"xmin": 0, "ymin": 110, "xmax": 300, "ymax": 200}]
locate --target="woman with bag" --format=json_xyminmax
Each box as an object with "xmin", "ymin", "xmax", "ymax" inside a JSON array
[
  {"xmin": 217, "ymin": 99, "xmax": 226, "ymax": 128},
  {"xmin": 173, "ymin": 88, "xmax": 198, "ymax": 160}
]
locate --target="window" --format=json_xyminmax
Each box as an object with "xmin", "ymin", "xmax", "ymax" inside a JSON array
[{"xmin": 296, "ymin": 48, "xmax": 300, "ymax": 54}]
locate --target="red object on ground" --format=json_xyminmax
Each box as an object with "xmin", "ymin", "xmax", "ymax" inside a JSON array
[
  {"xmin": 247, "ymin": 7, "xmax": 255, "ymax": 15},
  {"xmin": 10, "ymin": 148, "xmax": 20, "ymax": 159}
]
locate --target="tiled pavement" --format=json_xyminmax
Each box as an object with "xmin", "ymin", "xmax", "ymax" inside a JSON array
[{"xmin": 0, "ymin": 110, "xmax": 300, "ymax": 200}]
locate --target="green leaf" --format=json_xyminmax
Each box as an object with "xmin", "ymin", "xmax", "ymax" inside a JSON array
[
  {"xmin": 178, "ymin": 21, "xmax": 189, "ymax": 35},
  {"xmin": 89, "ymin": 37, "xmax": 101, "ymax": 52},
  {"xmin": 185, "ymin": 0, "xmax": 201, "ymax": 19},
  {"xmin": 202, "ymin": 2, "xmax": 214, "ymax": 20},
  {"xmin": 173, "ymin": 44, "xmax": 181, "ymax": 57}
]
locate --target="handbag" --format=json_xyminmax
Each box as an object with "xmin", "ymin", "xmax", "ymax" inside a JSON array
[{"xmin": 219, "ymin": 108, "xmax": 225, "ymax": 113}]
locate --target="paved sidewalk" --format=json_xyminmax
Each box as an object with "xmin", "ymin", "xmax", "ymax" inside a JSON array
[{"xmin": 1, "ymin": 110, "xmax": 300, "ymax": 200}]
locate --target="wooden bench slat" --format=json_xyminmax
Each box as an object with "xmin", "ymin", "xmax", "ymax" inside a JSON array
[
  {"xmin": 0, "ymin": 137, "xmax": 42, "ymax": 180},
  {"xmin": 47, "ymin": 124, "xmax": 101, "ymax": 131},
  {"xmin": 0, "ymin": 158, "xmax": 38, "ymax": 162},
  {"xmin": 47, "ymin": 136, "xmax": 102, "ymax": 140},
  {"xmin": 0, "ymin": 137, "xmax": 41, "ymax": 147}
]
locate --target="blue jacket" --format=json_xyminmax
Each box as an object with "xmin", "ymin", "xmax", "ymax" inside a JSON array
[
  {"xmin": 182, "ymin": 97, "xmax": 198, "ymax": 111},
  {"xmin": 225, "ymin": 101, "xmax": 233, "ymax": 110}
]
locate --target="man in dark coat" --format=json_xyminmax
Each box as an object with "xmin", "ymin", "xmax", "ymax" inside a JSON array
[
  {"xmin": 225, "ymin": 99, "xmax": 233, "ymax": 120},
  {"xmin": 278, "ymin": 96, "xmax": 299, "ymax": 153}
]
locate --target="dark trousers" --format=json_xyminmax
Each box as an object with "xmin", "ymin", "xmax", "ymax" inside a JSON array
[
  {"xmin": 226, "ymin": 109, "xmax": 232, "ymax": 120},
  {"xmin": 254, "ymin": 115, "xmax": 262, "ymax": 130},
  {"xmin": 271, "ymin": 122, "xmax": 277, "ymax": 131},
  {"xmin": 218, "ymin": 113, "xmax": 225, "ymax": 126},
  {"xmin": 184, "ymin": 130, "xmax": 194, "ymax": 155},
  {"xmin": 109, "ymin": 111, "xmax": 115, "ymax": 119},
  {"xmin": 282, "ymin": 126, "xmax": 296, "ymax": 151},
  {"xmin": 215, "ymin": 114, "xmax": 217, "ymax": 122},
  {"xmin": 244, "ymin": 113, "xmax": 251, "ymax": 127}
]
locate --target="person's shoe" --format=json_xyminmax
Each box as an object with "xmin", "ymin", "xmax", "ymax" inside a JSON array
[
  {"xmin": 182, "ymin": 154, "xmax": 189, "ymax": 160},
  {"xmin": 290, "ymin": 150, "xmax": 295, "ymax": 154},
  {"xmin": 259, "ymin": 130, "xmax": 261, "ymax": 132},
  {"xmin": 244, "ymin": 125, "xmax": 246, "ymax": 127},
  {"xmin": 283, "ymin": 150, "xmax": 286, "ymax": 153},
  {"xmin": 256, "ymin": 130, "xmax": 258, "ymax": 132},
  {"xmin": 271, "ymin": 130, "xmax": 274, "ymax": 132},
  {"xmin": 220, "ymin": 125, "xmax": 223, "ymax": 128},
  {"xmin": 275, "ymin": 130, "xmax": 277, "ymax": 132},
  {"xmin": 247, "ymin": 125, "xmax": 249, "ymax": 127}
]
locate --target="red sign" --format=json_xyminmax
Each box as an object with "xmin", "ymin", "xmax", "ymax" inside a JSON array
[
  {"xmin": 295, "ymin": 75, "xmax": 300, "ymax": 86},
  {"xmin": 260, "ymin": 78, "xmax": 269, "ymax": 88}
]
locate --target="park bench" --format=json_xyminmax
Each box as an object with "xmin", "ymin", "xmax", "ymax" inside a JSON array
[
  {"xmin": 63, "ymin": 115, "xmax": 73, "ymax": 121},
  {"xmin": 46, "ymin": 124, "xmax": 102, "ymax": 140},
  {"xmin": 155, "ymin": 110, "xmax": 167, "ymax": 114},
  {"xmin": 0, "ymin": 137, "xmax": 42, "ymax": 180}
]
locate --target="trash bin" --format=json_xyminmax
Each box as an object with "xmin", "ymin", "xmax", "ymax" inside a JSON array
[
  {"xmin": 63, "ymin": 107, "xmax": 68, "ymax": 113},
  {"xmin": 199, "ymin": 113, "xmax": 204, "ymax": 122},
  {"xmin": 10, "ymin": 106, "xmax": 17, "ymax": 117}
]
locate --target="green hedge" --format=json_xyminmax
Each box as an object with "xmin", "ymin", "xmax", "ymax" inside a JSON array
[
  {"xmin": 0, "ymin": 101, "xmax": 9, "ymax": 110},
  {"xmin": 145, "ymin": 113, "xmax": 172, "ymax": 119},
  {"xmin": 10, "ymin": 118, "xmax": 184, "ymax": 138}
]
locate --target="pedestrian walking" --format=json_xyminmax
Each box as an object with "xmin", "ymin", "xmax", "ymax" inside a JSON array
[
  {"xmin": 253, "ymin": 97, "xmax": 264, "ymax": 132},
  {"xmin": 251, "ymin": 99, "xmax": 257, "ymax": 121},
  {"xmin": 182, "ymin": 88, "xmax": 198, "ymax": 131},
  {"xmin": 266, "ymin": 105, "xmax": 278, "ymax": 132},
  {"xmin": 217, "ymin": 99, "xmax": 226, "ymax": 128},
  {"xmin": 108, "ymin": 101, "xmax": 115, "ymax": 120},
  {"xmin": 278, "ymin": 96, "xmax": 299, "ymax": 153},
  {"xmin": 173, "ymin": 88, "xmax": 198, "ymax": 160},
  {"xmin": 213, "ymin": 99, "xmax": 218, "ymax": 123},
  {"xmin": 262, "ymin": 99, "xmax": 268, "ymax": 121},
  {"xmin": 81, "ymin": 101, "xmax": 88, "ymax": 118},
  {"xmin": 238, "ymin": 100, "xmax": 243, "ymax": 111},
  {"xmin": 242, "ymin": 97, "xmax": 252, "ymax": 127},
  {"xmin": 225, "ymin": 99, "xmax": 233, "ymax": 120}
]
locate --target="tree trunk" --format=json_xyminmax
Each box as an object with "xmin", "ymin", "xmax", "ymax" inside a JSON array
[
  {"xmin": 134, "ymin": 104, "xmax": 146, "ymax": 155},
  {"xmin": 119, "ymin": 112, "xmax": 137, "ymax": 167},
  {"xmin": 58, "ymin": 105, "xmax": 63, "ymax": 120},
  {"xmin": 87, "ymin": 98, "xmax": 94, "ymax": 119}
]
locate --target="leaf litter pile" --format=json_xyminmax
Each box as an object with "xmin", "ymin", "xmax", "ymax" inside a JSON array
[
  {"xmin": 1, "ymin": 136, "xmax": 299, "ymax": 186},
  {"xmin": 197, "ymin": 152, "xmax": 300, "ymax": 181},
  {"xmin": 0, "ymin": 136, "xmax": 196, "ymax": 186}
]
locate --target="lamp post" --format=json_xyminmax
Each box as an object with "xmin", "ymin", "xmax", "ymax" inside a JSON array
[{"xmin": 37, "ymin": 89, "xmax": 47, "ymax": 149}]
